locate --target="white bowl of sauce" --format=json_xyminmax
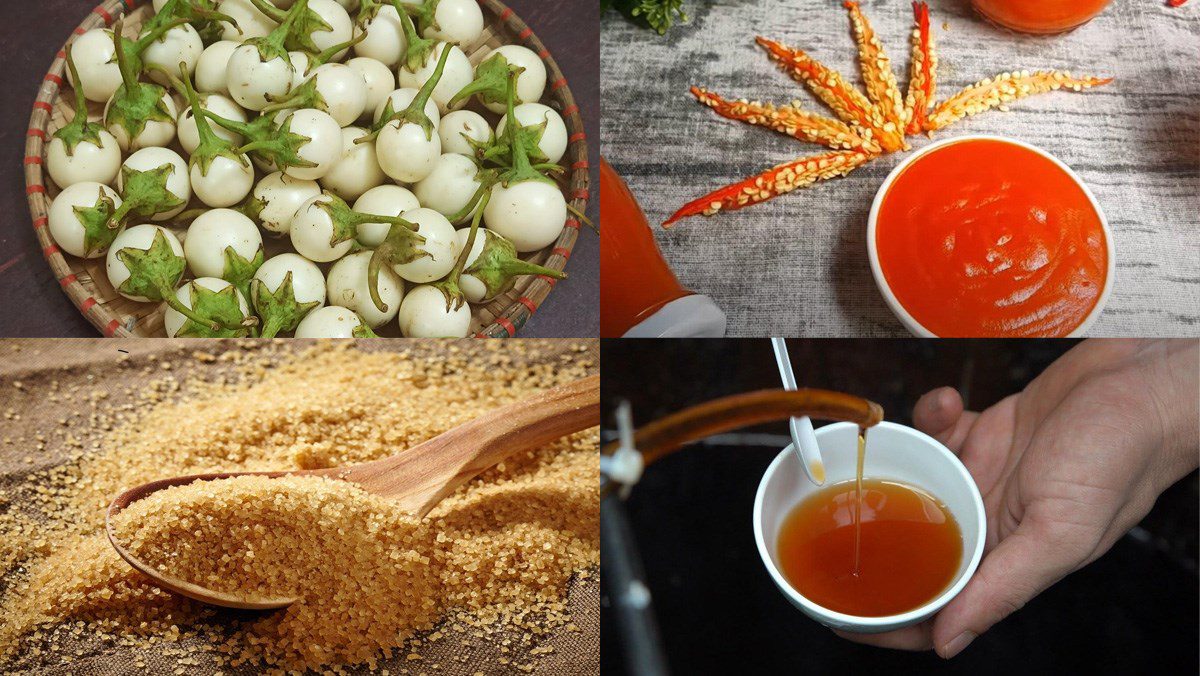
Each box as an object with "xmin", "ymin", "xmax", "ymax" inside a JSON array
[{"xmin": 867, "ymin": 135, "xmax": 1114, "ymax": 337}]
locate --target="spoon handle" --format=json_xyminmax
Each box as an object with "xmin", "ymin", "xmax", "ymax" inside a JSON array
[
  {"xmin": 771, "ymin": 337, "xmax": 825, "ymax": 486},
  {"xmin": 345, "ymin": 374, "xmax": 601, "ymax": 516}
]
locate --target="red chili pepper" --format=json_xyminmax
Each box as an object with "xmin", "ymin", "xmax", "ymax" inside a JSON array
[{"xmin": 1168, "ymin": 0, "xmax": 1187, "ymax": 8}]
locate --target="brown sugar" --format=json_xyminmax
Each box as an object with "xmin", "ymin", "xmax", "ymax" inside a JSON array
[{"xmin": 0, "ymin": 341, "xmax": 598, "ymax": 673}]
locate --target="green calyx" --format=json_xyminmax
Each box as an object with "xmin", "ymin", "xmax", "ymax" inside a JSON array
[
  {"xmin": 264, "ymin": 76, "xmax": 327, "ymax": 116},
  {"xmin": 394, "ymin": 0, "xmax": 436, "ymax": 72},
  {"xmin": 352, "ymin": 321, "xmax": 379, "ymax": 338},
  {"xmin": 115, "ymin": 228, "xmax": 218, "ymax": 331},
  {"xmin": 173, "ymin": 280, "xmax": 258, "ymax": 337},
  {"xmin": 141, "ymin": 0, "xmax": 237, "ymax": 43},
  {"xmin": 170, "ymin": 67, "xmax": 249, "ymax": 178},
  {"xmin": 73, "ymin": 186, "xmax": 121, "ymax": 256},
  {"xmin": 241, "ymin": 0, "xmax": 315, "ymax": 68},
  {"xmin": 430, "ymin": 276, "xmax": 465, "ymax": 314},
  {"xmin": 54, "ymin": 45, "xmax": 109, "ymax": 157},
  {"xmin": 251, "ymin": 271, "xmax": 320, "ymax": 338},
  {"xmin": 463, "ymin": 70, "xmax": 557, "ymax": 184},
  {"xmin": 447, "ymin": 53, "xmax": 514, "ymax": 110},
  {"xmin": 249, "ymin": 0, "xmax": 332, "ymax": 56},
  {"xmin": 465, "ymin": 229, "xmax": 567, "ymax": 302},
  {"xmin": 356, "ymin": 0, "xmax": 386, "ymax": 26},
  {"xmin": 363, "ymin": 40, "xmax": 452, "ymax": 144},
  {"xmin": 222, "ymin": 245, "xmax": 265, "ymax": 302},
  {"xmin": 315, "ymin": 191, "xmax": 414, "ymax": 250},
  {"xmin": 400, "ymin": 0, "xmax": 443, "ymax": 36},
  {"xmin": 109, "ymin": 163, "xmax": 186, "ymax": 229},
  {"xmin": 477, "ymin": 120, "xmax": 551, "ymax": 168},
  {"xmin": 105, "ymin": 21, "xmax": 177, "ymax": 146},
  {"xmin": 206, "ymin": 110, "xmax": 315, "ymax": 174},
  {"xmin": 234, "ymin": 193, "xmax": 267, "ymax": 225}
]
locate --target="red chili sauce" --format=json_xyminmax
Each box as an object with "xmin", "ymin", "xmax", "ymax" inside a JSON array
[
  {"xmin": 875, "ymin": 139, "xmax": 1107, "ymax": 337},
  {"xmin": 972, "ymin": 0, "xmax": 1113, "ymax": 34}
]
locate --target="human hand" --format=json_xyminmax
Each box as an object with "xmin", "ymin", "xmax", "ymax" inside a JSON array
[{"xmin": 835, "ymin": 339, "xmax": 1198, "ymax": 658}]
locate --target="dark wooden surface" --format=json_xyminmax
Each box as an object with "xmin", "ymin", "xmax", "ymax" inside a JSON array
[{"xmin": 0, "ymin": 0, "xmax": 598, "ymax": 338}]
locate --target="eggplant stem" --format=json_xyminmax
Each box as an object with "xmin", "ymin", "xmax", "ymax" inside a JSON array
[
  {"xmin": 500, "ymin": 256, "xmax": 567, "ymax": 280},
  {"xmin": 449, "ymin": 191, "xmax": 489, "ymax": 284},
  {"xmin": 367, "ymin": 245, "xmax": 391, "ymax": 313},
  {"xmin": 446, "ymin": 183, "xmax": 492, "ymax": 225}
]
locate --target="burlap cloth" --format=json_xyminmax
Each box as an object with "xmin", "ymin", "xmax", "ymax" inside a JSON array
[
  {"xmin": 602, "ymin": 0, "xmax": 1200, "ymax": 336},
  {"xmin": 0, "ymin": 339, "xmax": 599, "ymax": 675}
]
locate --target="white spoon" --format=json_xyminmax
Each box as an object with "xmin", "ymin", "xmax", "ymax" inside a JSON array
[{"xmin": 770, "ymin": 337, "xmax": 825, "ymax": 486}]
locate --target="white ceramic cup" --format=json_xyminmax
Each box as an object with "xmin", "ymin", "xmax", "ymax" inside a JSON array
[
  {"xmin": 753, "ymin": 421, "xmax": 986, "ymax": 633},
  {"xmin": 866, "ymin": 134, "xmax": 1115, "ymax": 338}
]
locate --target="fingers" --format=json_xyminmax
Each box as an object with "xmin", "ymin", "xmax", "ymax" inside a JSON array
[
  {"xmin": 832, "ymin": 621, "xmax": 932, "ymax": 651},
  {"xmin": 930, "ymin": 523, "xmax": 1080, "ymax": 658},
  {"xmin": 913, "ymin": 387, "xmax": 976, "ymax": 453}
]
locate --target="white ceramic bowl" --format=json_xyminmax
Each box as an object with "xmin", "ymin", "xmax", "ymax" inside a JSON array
[
  {"xmin": 753, "ymin": 421, "xmax": 986, "ymax": 633},
  {"xmin": 866, "ymin": 134, "xmax": 1115, "ymax": 338}
]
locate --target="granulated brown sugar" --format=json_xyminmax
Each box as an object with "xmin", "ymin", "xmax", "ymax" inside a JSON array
[{"xmin": 0, "ymin": 340, "xmax": 599, "ymax": 674}]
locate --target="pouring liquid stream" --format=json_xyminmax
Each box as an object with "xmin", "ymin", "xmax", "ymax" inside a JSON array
[{"xmin": 853, "ymin": 427, "xmax": 866, "ymax": 577}]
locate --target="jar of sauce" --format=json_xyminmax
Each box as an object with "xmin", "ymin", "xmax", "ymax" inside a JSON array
[
  {"xmin": 600, "ymin": 157, "xmax": 726, "ymax": 337},
  {"xmin": 971, "ymin": 0, "xmax": 1113, "ymax": 34}
]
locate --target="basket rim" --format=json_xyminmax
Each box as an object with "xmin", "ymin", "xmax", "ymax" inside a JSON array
[{"xmin": 23, "ymin": 0, "xmax": 590, "ymax": 339}]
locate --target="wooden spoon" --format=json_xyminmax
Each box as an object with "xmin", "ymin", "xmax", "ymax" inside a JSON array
[{"xmin": 105, "ymin": 374, "xmax": 599, "ymax": 610}]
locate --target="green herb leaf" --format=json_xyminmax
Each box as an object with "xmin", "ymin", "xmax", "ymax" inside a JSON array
[{"xmin": 608, "ymin": 0, "xmax": 688, "ymax": 35}]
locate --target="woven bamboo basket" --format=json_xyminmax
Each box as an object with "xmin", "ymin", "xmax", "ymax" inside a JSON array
[{"xmin": 24, "ymin": 0, "xmax": 589, "ymax": 338}]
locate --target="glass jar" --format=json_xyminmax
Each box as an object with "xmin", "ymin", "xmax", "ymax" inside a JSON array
[{"xmin": 600, "ymin": 157, "xmax": 726, "ymax": 338}]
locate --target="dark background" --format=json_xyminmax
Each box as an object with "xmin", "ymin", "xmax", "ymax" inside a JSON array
[
  {"xmin": 600, "ymin": 339, "xmax": 1199, "ymax": 675},
  {"xmin": 0, "ymin": 0, "xmax": 598, "ymax": 337}
]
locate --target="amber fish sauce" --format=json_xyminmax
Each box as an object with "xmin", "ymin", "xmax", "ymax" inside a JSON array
[{"xmin": 777, "ymin": 475, "xmax": 963, "ymax": 617}]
